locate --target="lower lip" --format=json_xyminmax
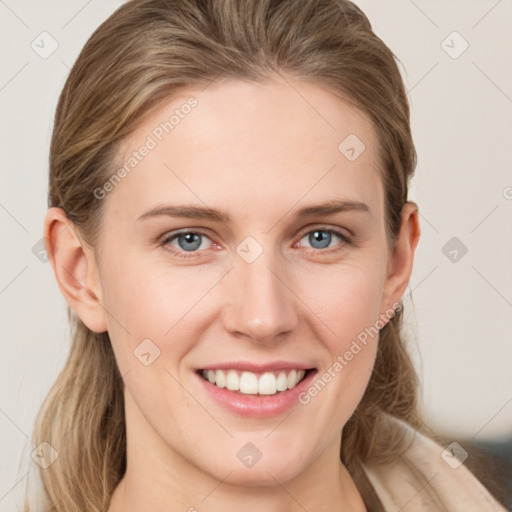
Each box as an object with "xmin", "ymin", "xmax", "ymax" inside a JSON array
[{"xmin": 195, "ymin": 369, "xmax": 318, "ymax": 418}]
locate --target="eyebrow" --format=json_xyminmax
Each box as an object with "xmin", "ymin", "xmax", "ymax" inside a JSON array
[{"xmin": 137, "ymin": 199, "xmax": 372, "ymax": 223}]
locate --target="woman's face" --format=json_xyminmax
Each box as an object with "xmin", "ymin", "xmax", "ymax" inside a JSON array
[{"xmin": 81, "ymin": 75, "xmax": 410, "ymax": 486}]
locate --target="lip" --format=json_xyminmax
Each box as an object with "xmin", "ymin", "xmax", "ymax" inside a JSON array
[
  {"xmin": 195, "ymin": 367, "xmax": 318, "ymax": 418},
  {"xmin": 199, "ymin": 361, "xmax": 314, "ymax": 373}
]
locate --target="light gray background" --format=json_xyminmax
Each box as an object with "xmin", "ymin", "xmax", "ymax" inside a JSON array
[{"xmin": 1, "ymin": 0, "xmax": 511, "ymax": 509}]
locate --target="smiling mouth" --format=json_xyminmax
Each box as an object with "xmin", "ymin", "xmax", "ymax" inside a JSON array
[{"xmin": 196, "ymin": 368, "xmax": 315, "ymax": 396}]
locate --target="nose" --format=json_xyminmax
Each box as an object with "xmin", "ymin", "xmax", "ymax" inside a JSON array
[{"xmin": 221, "ymin": 251, "xmax": 299, "ymax": 345}]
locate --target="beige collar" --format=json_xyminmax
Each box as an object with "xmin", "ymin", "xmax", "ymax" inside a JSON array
[{"xmin": 361, "ymin": 417, "xmax": 507, "ymax": 511}]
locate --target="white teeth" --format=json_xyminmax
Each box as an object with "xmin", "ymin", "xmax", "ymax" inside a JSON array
[
  {"xmin": 276, "ymin": 371, "xmax": 288, "ymax": 392},
  {"xmin": 258, "ymin": 372, "xmax": 277, "ymax": 395},
  {"xmin": 201, "ymin": 369, "xmax": 307, "ymax": 395},
  {"xmin": 215, "ymin": 369, "xmax": 226, "ymax": 388},
  {"xmin": 287, "ymin": 370, "xmax": 297, "ymax": 389},
  {"xmin": 240, "ymin": 372, "xmax": 258, "ymax": 394},
  {"xmin": 226, "ymin": 370, "xmax": 239, "ymax": 391}
]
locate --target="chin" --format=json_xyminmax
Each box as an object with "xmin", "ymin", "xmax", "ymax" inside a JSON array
[{"xmin": 202, "ymin": 455, "xmax": 308, "ymax": 488}]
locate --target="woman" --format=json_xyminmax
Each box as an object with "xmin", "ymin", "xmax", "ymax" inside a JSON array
[{"xmin": 26, "ymin": 0, "xmax": 506, "ymax": 510}]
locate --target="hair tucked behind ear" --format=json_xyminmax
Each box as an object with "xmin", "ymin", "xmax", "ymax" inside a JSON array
[{"xmin": 25, "ymin": 1, "xmax": 428, "ymax": 510}]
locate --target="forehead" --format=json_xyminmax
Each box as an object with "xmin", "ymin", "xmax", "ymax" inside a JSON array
[{"xmin": 106, "ymin": 75, "xmax": 384, "ymax": 225}]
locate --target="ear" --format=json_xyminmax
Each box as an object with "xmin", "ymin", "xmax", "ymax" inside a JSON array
[
  {"xmin": 44, "ymin": 207, "xmax": 107, "ymax": 333},
  {"xmin": 380, "ymin": 201, "xmax": 421, "ymax": 317}
]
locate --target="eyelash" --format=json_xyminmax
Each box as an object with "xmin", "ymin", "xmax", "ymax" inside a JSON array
[{"xmin": 157, "ymin": 226, "xmax": 353, "ymax": 260}]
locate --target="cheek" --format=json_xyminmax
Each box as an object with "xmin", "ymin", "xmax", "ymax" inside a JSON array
[
  {"xmin": 99, "ymin": 259, "xmax": 169, "ymax": 357},
  {"xmin": 99, "ymin": 254, "xmax": 223, "ymax": 371},
  {"xmin": 298, "ymin": 263, "xmax": 384, "ymax": 398},
  {"xmin": 285, "ymin": 264, "xmax": 385, "ymax": 447},
  {"xmin": 301, "ymin": 262, "xmax": 385, "ymax": 343}
]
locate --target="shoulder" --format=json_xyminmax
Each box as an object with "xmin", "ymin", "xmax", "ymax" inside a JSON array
[{"xmin": 361, "ymin": 414, "xmax": 507, "ymax": 512}]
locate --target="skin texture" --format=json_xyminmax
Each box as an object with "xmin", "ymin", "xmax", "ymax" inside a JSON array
[{"xmin": 45, "ymin": 73, "xmax": 420, "ymax": 512}]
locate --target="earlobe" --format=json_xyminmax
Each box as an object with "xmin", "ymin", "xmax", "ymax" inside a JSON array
[
  {"xmin": 380, "ymin": 201, "xmax": 421, "ymax": 316},
  {"xmin": 44, "ymin": 207, "xmax": 108, "ymax": 333}
]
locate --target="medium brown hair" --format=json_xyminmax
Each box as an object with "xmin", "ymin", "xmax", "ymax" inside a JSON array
[{"xmin": 25, "ymin": 1, "xmax": 427, "ymax": 510}]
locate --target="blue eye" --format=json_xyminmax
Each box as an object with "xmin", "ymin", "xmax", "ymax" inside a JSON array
[
  {"xmin": 161, "ymin": 230, "xmax": 211, "ymax": 258},
  {"xmin": 159, "ymin": 226, "xmax": 351, "ymax": 259},
  {"xmin": 175, "ymin": 232, "xmax": 203, "ymax": 251},
  {"xmin": 306, "ymin": 230, "xmax": 334, "ymax": 249},
  {"xmin": 298, "ymin": 228, "xmax": 351, "ymax": 252}
]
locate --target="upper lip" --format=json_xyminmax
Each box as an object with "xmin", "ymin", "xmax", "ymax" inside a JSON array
[{"xmin": 198, "ymin": 361, "xmax": 316, "ymax": 372}]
